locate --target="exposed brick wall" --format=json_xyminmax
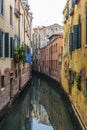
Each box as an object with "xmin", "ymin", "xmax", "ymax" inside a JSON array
[{"xmin": 40, "ymin": 35, "xmax": 63, "ymax": 83}]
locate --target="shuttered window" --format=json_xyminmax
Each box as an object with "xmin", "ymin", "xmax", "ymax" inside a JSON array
[
  {"xmin": 10, "ymin": 37, "xmax": 14, "ymax": 58},
  {"xmin": 5, "ymin": 33, "xmax": 9, "ymax": 57},
  {"xmin": 78, "ymin": 15, "xmax": 81, "ymax": 48},
  {"xmin": 69, "ymin": 32, "xmax": 73, "ymax": 52},
  {"xmin": 73, "ymin": 25, "xmax": 78, "ymax": 50},
  {"xmin": 71, "ymin": 0, "xmax": 74, "ymax": 7},
  {"xmin": 73, "ymin": 24, "xmax": 81, "ymax": 50},
  {"xmin": 86, "ymin": 11, "xmax": 87, "ymax": 44},
  {"xmin": 0, "ymin": 30, "xmax": 3, "ymax": 57}
]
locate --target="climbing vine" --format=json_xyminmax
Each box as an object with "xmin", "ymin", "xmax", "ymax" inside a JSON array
[{"xmin": 75, "ymin": 74, "xmax": 81, "ymax": 91}]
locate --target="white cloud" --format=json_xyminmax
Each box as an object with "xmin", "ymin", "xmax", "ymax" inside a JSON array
[{"xmin": 28, "ymin": 0, "xmax": 66, "ymax": 27}]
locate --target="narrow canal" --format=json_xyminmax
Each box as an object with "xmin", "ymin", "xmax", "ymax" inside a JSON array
[{"xmin": 0, "ymin": 74, "xmax": 82, "ymax": 130}]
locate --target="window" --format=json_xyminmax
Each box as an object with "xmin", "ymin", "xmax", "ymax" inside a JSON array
[
  {"xmin": 14, "ymin": 35, "xmax": 19, "ymax": 48},
  {"xmin": 10, "ymin": 6, "xmax": 13, "ymax": 25},
  {"xmin": 0, "ymin": 0, "xmax": 3, "ymax": 15},
  {"xmin": 71, "ymin": 0, "xmax": 74, "ymax": 8},
  {"xmin": 69, "ymin": 32, "xmax": 73, "ymax": 52},
  {"xmin": 10, "ymin": 37, "xmax": 14, "ymax": 58},
  {"xmin": 73, "ymin": 21, "xmax": 81, "ymax": 50},
  {"xmin": 78, "ymin": 15, "xmax": 81, "ymax": 48},
  {"xmin": 5, "ymin": 33, "xmax": 9, "ymax": 57},
  {"xmin": 0, "ymin": 30, "xmax": 4, "ymax": 57}
]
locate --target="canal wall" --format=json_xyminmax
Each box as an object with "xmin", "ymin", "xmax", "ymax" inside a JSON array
[
  {"xmin": 33, "ymin": 70, "xmax": 83, "ymax": 130},
  {"xmin": 0, "ymin": 63, "xmax": 32, "ymax": 121}
]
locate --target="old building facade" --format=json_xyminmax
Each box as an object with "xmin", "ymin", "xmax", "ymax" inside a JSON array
[
  {"xmin": 0, "ymin": 0, "xmax": 32, "ymax": 112},
  {"xmin": 62, "ymin": 0, "xmax": 87, "ymax": 129},
  {"xmin": 40, "ymin": 34, "xmax": 63, "ymax": 82},
  {"xmin": 32, "ymin": 23, "xmax": 63, "ymax": 72}
]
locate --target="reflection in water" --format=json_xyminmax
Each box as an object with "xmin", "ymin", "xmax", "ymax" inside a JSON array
[{"xmin": 0, "ymin": 74, "xmax": 74, "ymax": 130}]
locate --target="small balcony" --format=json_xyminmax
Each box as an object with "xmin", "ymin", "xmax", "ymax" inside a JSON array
[{"xmin": 14, "ymin": 8, "xmax": 20, "ymax": 18}]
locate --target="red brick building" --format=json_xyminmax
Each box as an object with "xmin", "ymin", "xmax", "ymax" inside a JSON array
[{"xmin": 40, "ymin": 34, "xmax": 63, "ymax": 82}]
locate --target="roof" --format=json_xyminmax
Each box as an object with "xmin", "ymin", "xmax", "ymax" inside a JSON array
[{"xmin": 48, "ymin": 34, "xmax": 63, "ymax": 40}]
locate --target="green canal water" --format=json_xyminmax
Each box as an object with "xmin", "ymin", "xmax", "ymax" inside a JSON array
[{"xmin": 0, "ymin": 74, "xmax": 78, "ymax": 130}]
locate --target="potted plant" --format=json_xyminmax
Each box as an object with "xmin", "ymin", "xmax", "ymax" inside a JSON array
[
  {"xmin": 14, "ymin": 44, "xmax": 26, "ymax": 64},
  {"xmin": 69, "ymin": 7, "xmax": 74, "ymax": 16}
]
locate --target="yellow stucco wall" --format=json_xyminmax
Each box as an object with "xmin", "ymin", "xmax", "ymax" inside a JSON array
[{"xmin": 62, "ymin": 0, "xmax": 87, "ymax": 129}]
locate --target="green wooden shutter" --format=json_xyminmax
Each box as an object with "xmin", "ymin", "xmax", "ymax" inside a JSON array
[
  {"xmin": 70, "ymin": 33, "xmax": 73, "ymax": 52},
  {"xmin": 78, "ymin": 17, "xmax": 81, "ymax": 48},
  {"xmin": 10, "ymin": 37, "xmax": 14, "ymax": 58},
  {"xmin": 73, "ymin": 24, "xmax": 81, "ymax": 50},
  {"xmin": 5, "ymin": 33, "xmax": 9, "ymax": 57},
  {"xmin": 0, "ymin": 30, "xmax": 2, "ymax": 57},
  {"xmin": 73, "ymin": 25, "xmax": 79, "ymax": 50},
  {"xmin": 77, "ymin": 25, "xmax": 79, "ymax": 49},
  {"xmin": 73, "ymin": 26, "xmax": 76, "ymax": 50}
]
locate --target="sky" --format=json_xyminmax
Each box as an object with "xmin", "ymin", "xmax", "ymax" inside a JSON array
[
  {"xmin": 33, "ymin": 118, "xmax": 54, "ymax": 130},
  {"xmin": 28, "ymin": 0, "xmax": 67, "ymax": 27}
]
